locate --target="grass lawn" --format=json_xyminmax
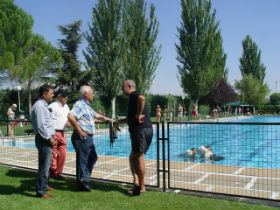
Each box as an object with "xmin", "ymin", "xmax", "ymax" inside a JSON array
[{"xmin": 0, "ymin": 166, "xmax": 277, "ymax": 210}]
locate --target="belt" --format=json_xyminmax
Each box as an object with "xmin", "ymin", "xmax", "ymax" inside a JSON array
[
  {"xmin": 73, "ymin": 130, "xmax": 93, "ymax": 137},
  {"xmin": 55, "ymin": 130, "xmax": 64, "ymax": 133}
]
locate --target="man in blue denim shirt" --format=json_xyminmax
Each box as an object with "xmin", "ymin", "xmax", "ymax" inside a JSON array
[
  {"xmin": 68, "ymin": 85, "xmax": 112, "ymax": 191},
  {"xmin": 32, "ymin": 84, "xmax": 56, "ymax": 198}
]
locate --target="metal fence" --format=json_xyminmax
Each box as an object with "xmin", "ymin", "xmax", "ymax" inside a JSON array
[
  {"xmin": 166, "ymin": 121, "xmax": 280, "ymax": 201},
  {"xmin": 0, "ymin": 120, "xmax": 160, "ymax": 188},
  {"xmin": 1, "ymin": 119, "xmax": 280, "ymax": 201}
]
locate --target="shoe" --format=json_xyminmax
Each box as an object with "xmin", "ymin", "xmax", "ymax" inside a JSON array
[
  {"xmin": 37, "ymin": 193, "xmax": 55, "ymax": 198},
  {"xmin": 52, "ymin": 175, "xmax": 65, "ymax": 180},
  {"xmin": 47, "ymin": 187, "xmax": 55, "ymax": 191},
  {"xmin": 77, "ymin": 180, "xmax": 92, "ymax": 192},
  {"xmin": 128, "ymin": 186, "xmax": 141, "ymax": 196}
]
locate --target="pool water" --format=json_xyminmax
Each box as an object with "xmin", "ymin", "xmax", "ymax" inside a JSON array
[
  {"xmin": 2, "ymin": 116, "xmax": 280, "ymax": 169},
  {"xmin": 170, "ymin": 116, "xmax": 280, "ymax": 168}
]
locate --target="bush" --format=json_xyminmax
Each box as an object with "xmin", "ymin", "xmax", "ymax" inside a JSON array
[{"xmin": 270, "ymin": 93, "xmax": 280, "ymax": 105}]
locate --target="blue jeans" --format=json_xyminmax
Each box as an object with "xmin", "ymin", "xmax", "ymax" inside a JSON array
[
  {"xmin": 35, "ymin": 134, "xmax": 53, "ymax": 196},
  {"xmin": 71, "ymin": 131, "xmax": 98, "ymax": 182}
]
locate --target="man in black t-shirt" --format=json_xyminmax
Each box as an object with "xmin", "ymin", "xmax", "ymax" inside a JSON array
[{"xmin": 116, "ymin": 80, "xmax": 153, "ymax": 196}]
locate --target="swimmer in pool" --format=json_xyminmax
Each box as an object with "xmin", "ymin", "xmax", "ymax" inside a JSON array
[{"xmin": 198, "ymin": 145, "xmax": 224, "ymax": 161}]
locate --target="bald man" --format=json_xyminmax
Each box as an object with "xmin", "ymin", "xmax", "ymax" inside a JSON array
[{"xmin": 116, "ymin": 80, "xmax": 153, "ymax": 196}]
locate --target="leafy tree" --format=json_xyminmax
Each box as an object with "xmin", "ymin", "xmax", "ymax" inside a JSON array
[
  {"xmin": 239, "ymin": 35, "xmax": 266, "ymax": 84},
  {"xmin": 270, "ymin": 93, "xmax": 280, "ymax": 106},
  {"xmin": 0, "ymin": 0, "xmax": 33, "ymax": 70},
  {"xmin": 200, "ymin": 79, "xmax": 237, "ymax": 108},
  {"xmin": 235, "ymin": 74, "xmax": 269, "ymax": 106},
  {"xmin": 84, "ymin": 0, "xmax": 124, "ymax": 117},
  {"xmin": 122, "ymin": 0, "xmax": 161, "ymax": 94},
  {"xmin": 9, "ymin": 34, "xmax": 62, "ymax": 117},
  {"xmin": 176, "ymin": 0, "xmax": 227, "ymax": 105},
  {"xmin": 57, "ymin": 20, "xmax": 90, "ymax": 102}
]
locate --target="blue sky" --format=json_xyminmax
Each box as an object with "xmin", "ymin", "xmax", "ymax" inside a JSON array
[{"xmin": 14, "ymin": 0, "xmax": 280, "ymax": 96}]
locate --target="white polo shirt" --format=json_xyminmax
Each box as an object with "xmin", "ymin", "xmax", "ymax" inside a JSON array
[{"xmin": 48, "ymin": 100, "xmax": 70, "ymax": 131}]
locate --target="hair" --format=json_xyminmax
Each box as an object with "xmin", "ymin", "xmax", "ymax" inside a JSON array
[
  {"xmin": 126, "ymin": 80, "xmax": 136, "ymax": 89},
  {"xmin": 79, "ymin": 85, "xmax": 91, "ymax": 98},
  {"xmin": 55, "ymin": 88, "xmax": 67, "ymax": 98},
  {"xmin": 39, "ymin": 84, "xmax": 53, "ymax": 97}
]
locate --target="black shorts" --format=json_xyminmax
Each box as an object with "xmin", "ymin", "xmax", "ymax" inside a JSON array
[{"xmin": 130, "ymin": 128, "xmax": 153, "ymax": 154}]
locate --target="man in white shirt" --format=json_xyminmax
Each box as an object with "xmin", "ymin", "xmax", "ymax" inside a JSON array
[{"xmin": 49, "ymin": 89, "xmax": 71, "ymax": 180}]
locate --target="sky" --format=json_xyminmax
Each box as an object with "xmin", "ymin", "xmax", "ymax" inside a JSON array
[{"xmin": 13, "ymin": 0, "xmax": 280, "ymax": 96}]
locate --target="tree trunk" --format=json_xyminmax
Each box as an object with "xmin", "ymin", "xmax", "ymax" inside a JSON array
[
  {"xmin": 111, "ymin": 97, "xmax": 116, "ymax": 119},
  {"xmin": 195, "ymin": 99, "xmax": 199, "ymax": 114}
]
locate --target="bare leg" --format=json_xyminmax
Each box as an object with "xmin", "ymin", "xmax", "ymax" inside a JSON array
[
  {"xmin": 8, "ymin": 124, "xmax": 14, "ymax": 137},
  {"xmin": 129, "ymin": 152, "xmax": 139, "ymax": 186},
  {"xmin": 136, "ymin": 152, "xmax": 146, "ymax": 192},
  {"xmin": 8, "ymin": 125, "xmax": 11, "ymax": 137},
  {"xmin": 11, "ymin": 125, "xmax": 14, "ymax": 137}
]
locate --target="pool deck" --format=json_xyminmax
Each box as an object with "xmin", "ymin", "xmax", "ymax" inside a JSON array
[{"xmin": 0, "ymin": 145, "xmax": 279, "ymax": 200}]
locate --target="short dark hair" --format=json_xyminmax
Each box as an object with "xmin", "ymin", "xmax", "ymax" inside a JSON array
[
  {"xmin": 39, "ymin": 84, "xmax": 53, "ymax": 97},
  {"xmin": 55, "ymin": 88, "xmax": 68, "ymax": 98}
]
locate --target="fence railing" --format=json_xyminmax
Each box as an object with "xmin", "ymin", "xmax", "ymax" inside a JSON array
[
  {"xmin": 166, "ymin": 121, "xmax": 280, "ymax": 201},
  {"xmin": 1, "ymin": 119, "xmax": 280, "ymax": 202}
]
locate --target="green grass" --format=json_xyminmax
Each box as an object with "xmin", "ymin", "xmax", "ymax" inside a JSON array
[
  {"xmin": 0, "ymin": 124, "xmax": 33, "ymax": 137},
  {"xmin": 0, "ymin": 166, "xmax": 277, "ymax": 210}
]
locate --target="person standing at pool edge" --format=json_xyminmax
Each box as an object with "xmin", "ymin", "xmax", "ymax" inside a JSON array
[
  {"xmin": 31, "ymin": 84, "xmax": 56, "ymax": 198},
  {"xmin": 7, "ymin": 104, "xmax": 17, "ymax": 137},
  {"xmin": 68, "ymin": 85, "xmax": 112, "ymax": 191},
  {"xmin": 116, "ymin": 80, "xmax": 153, "ymax": 196}
]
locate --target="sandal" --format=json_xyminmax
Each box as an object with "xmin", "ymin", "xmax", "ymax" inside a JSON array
[{"xmin": 128, "ymin": 186, "xmax": 141, "ymax": 196}]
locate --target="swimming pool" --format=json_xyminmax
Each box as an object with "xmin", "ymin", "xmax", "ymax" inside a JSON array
[
  {"xmin": 170, "ymin": 116, "xmax": 280, "ymax": 168},
  {"xmin": 2, "ymin": 116, "xmax": 280, "ymax": 169}
]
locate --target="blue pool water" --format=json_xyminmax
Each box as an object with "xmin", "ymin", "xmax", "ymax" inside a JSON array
[
  {"xmin": 2, "ymin": 116, "xmax": 280, "ymax": 168},
  {"xmin": 170, "ymin": 116, "xmax": 280, "ymax": 168}
]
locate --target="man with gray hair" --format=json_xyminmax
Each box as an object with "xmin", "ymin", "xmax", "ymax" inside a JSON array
[{"xmin": 68, "ymin": 85, "xmax": 112, "ymax": 191}]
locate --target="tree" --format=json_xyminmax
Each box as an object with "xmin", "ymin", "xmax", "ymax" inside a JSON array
[
  {"xmin": 84, "ymin": 0, "xmax": 124, "ymax": 117},
  {"xmin": 176, "ymin": 0, "xmax": 227, "ymax": 105},
  {"xmin": 239, "ymin": 35, "xmax": 266, "ymax": 84},
  {"xmin": 235, "ymin": 74, "xmax": 269, "ymax": 106},
  {"xmin": 0, "ymin": 0, "xmax": 33, "ymax": 70},
  {"xmin": 200, "ymin": 79, "xmax": 237, "ymax": 108},
  {"xmin": 9, "ymin": 34, "xmax": 62, "ymax": 117},
  {"xmin": 122, "ymin": 0, "xmax": 161, "ymax": 94},
  {"xmin": 57, "ymin": 20, "xmax": 91, "ymax": 102},
  {"xmin": 270, "ymin": 93, "xmax": 280, "ymax": 106}
]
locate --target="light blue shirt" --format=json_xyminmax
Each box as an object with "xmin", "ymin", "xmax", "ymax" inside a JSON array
[
  {"xmin": 32, "ymin": 98, "xmax": 55, "ymax": 140},
  {"xmin": 70, "ymin": 98, "xmax": 97, "ymax": 135}
]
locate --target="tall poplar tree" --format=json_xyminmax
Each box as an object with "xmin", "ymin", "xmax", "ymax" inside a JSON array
[
  {"xmin": 84, "ymin": 0, "xmax": 124, "ymax": 117},
  {"xmin": 122, "ymin": 0, "xmax": 161, "ymax": 95},
  {"xmin": 239, "ymin": 35, "xmax": 266, "ymax": 84},
  {"xmin": 176, "ymin": 0, "xmax": 227, "ymax": 105}
]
